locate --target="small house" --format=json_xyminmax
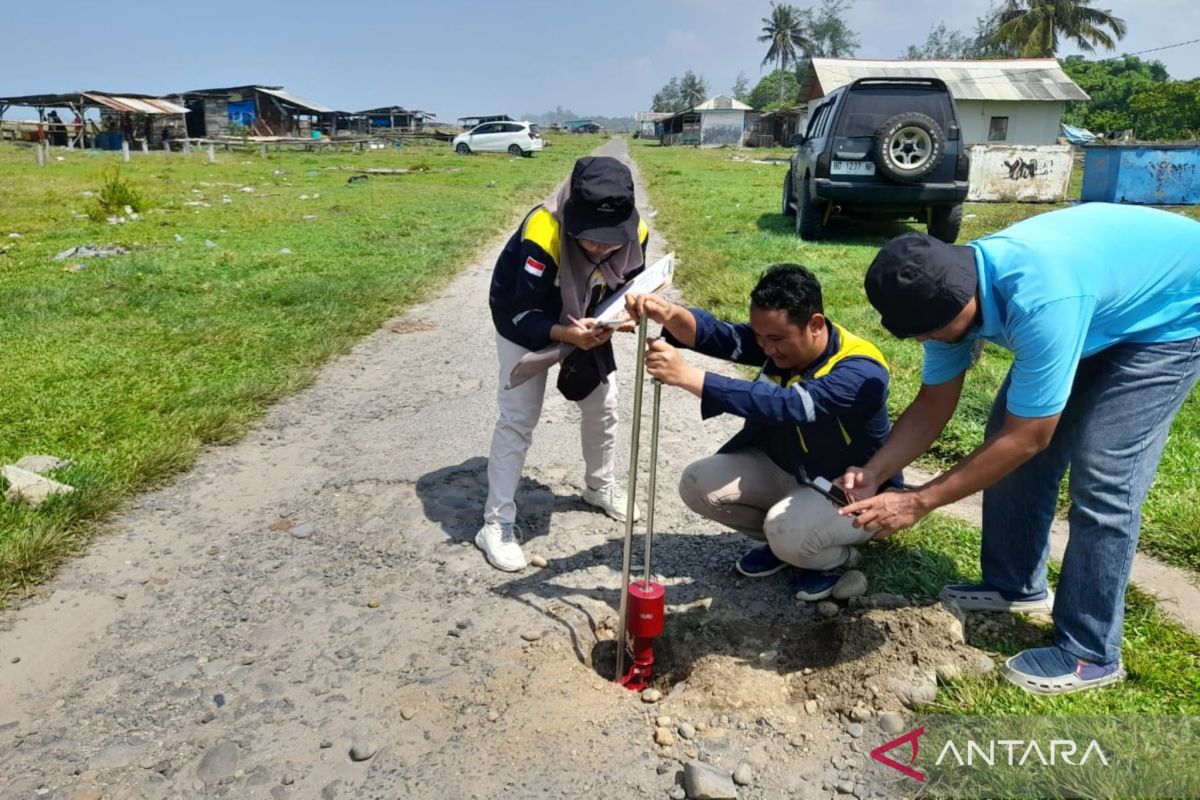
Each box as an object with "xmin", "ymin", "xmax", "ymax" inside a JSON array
[
  {"xmin": 357, "ymin": 106, "xmax": 436, "ymax": 133},
  {"xmin": 659, "ymin": 96, "xmax": 754, "ymax": 147}
]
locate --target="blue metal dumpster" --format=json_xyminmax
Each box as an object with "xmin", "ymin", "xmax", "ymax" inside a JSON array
[{"xmin": 1081, "ymin": 144, "xmax": 1200, "ymax": 205}]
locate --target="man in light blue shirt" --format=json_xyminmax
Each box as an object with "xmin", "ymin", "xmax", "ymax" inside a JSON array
[{"xmin": 840, "ymin": 203, "xmax": 1200, "ymax": 696}]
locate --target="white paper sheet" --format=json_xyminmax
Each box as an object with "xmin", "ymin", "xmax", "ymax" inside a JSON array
[{"xmin": 593, "ymin": 252, "xmax": 675, "ymax": 326}]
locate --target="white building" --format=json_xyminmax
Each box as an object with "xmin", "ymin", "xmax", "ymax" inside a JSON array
[
  {"xmin": 659, "ymin": 95, "xmax": 754, "ymax": 147},
  {"xmin": 634, "ymin": 111, "xmax": 673, "ymax": 139},
  {"xmin": 807, "ymin": 58, "xmax": 1089, "ymax": 146}
]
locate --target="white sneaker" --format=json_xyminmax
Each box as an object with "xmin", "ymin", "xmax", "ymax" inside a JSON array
[
  {"xmin": 475, "ymin": 522, "xmax": 527, "ymax": 572},
  {"xmin": 581, "ymin": 484, "xmax": 642, "ymax": 523}
]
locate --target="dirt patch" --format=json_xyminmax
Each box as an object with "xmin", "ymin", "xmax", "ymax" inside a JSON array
[
  {"xmin": 386, "ymin": 318, "xmax": 437, "ymax": 334},
  {"xmin": 585, "ymin": 596, "xmax": 992, "ymax": 719}
]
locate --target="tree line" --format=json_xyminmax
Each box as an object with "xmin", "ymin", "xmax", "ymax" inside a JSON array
[
  {"xmin": 647, "ymin": 1, "xmax": 1198, "ymax": 140},
  {"xmin": 1061, "ymin": 56, "xmax": 1200, "ymax": 141}
]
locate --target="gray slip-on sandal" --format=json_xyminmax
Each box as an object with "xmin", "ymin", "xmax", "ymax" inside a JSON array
[
  {"xmin": 939, "ymin": 582, "xmax": 1054, "ymax": 614},
  {"xmin": 1000, "ymin": 646, "xmax": 1126, "ymax": 696}
]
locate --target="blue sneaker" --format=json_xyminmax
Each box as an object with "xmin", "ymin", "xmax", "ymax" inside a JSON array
[
  {"xmin": 735, "ymin": 545, "xmax": 787, "ymax": 578},
  {"xmin": 791, "ymin": 548, "xmax": 861, "ymax": 601},
  {"xmin": 791, "ymin": 569, "xmax": 840, "ymax": 601},
  {"xmin": 939, "ymin": 582, "xmax": 1054, "ymax": 614},
  {"xmin": 1001, "ymin": 646, "xmax": 1126, "ymax": 696}
]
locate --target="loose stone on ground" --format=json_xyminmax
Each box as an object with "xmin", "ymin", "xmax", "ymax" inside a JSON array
[{"xmin": 684, "ymin": 760, "xmax": 739, "ymax": 799}]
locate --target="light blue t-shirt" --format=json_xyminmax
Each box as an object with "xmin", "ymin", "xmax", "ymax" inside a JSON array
[{"xmin": 923, "ymin": 203, "xmax": 1200, "ymax": 417}]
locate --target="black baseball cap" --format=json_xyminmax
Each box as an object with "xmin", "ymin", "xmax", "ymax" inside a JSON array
[
  {"xmin": 864, "ymin": 233, "xmax": 978, "ymax": 338},
  {"xmin": 563, "ymin": 156, "xmax": 640, "ymax": 245}
]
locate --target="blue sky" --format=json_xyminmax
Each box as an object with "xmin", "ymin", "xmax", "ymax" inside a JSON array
[{"xmin": 2, "ymin": 0, "xmax": 1197, "ymax": 121}]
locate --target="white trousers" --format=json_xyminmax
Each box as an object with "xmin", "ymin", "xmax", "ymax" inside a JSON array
[
  {"xmin": 678, "ymin": 448, "xmax": 873, "ymax": 570},
  {"xmin": 484, "ymin": 333, "xmax": 619, "ymax": 525}
]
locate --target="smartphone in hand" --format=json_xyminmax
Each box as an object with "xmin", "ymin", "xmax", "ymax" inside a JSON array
[{"xmin": 808, "ymin": 476, "xmax": 850, "ymax": 507}]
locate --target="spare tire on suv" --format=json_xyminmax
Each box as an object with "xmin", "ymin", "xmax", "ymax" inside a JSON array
[{"xmin": 873, "ymin": 112, "xmax": 944, "ymax": 184}]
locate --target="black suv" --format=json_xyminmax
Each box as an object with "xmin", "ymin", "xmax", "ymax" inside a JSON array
[{"xmin": 782, "ymin": 77, "xmax": 969, "ymax": 243}]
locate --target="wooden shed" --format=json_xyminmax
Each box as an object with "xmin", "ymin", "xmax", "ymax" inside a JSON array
[
  {"xmin": 457, "ymin": 114, "xmax": 512, "ymax": 129},
  {"xmin": 355, "ymin": 106, "xmax": 436, "ymax": 133},
  {"xmin": 0, "ymin": 91, "xmax": 188, "ymax": 148},
  {"xmin": 179, "ymin": 85, "xmax": 335, "ymax": 138}
]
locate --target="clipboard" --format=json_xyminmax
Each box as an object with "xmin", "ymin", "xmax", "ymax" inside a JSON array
[{"xmin": 593, "ymin": 253, "xmax": 675, "ymax": 327}]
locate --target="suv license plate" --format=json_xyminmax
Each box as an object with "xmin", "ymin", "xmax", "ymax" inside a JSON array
[{"xmin": 831, "ymin": 160, "xmax": 876, "ymax": 176}]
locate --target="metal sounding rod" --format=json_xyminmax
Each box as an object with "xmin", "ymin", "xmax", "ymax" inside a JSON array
[
  {"xmin": 643, "ymin": 378, "xmax": 662, "ymax": 586},
  {"xmin": 614, "ymin": 315, "xmax": 648, "ymax": 683}
]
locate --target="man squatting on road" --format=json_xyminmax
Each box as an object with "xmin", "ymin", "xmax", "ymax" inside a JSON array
[
  {"xmin": 624, "ymin": 264, "xmax": 900, "ymax": 600},
  {"xmin": 479, "ymin": 156, "xmax": 649, "ymax": 572},
  {"xmin": 840, "ymin": 203, "xmax": 1200, "ymax": 696}
]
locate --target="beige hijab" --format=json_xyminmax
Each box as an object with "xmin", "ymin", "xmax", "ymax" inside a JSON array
[{"xmin": 506, "ymin": 181, "xmax": 644, "ymax": 389}]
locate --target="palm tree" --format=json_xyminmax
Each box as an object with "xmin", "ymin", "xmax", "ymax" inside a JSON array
[
  {"xmin": 758, "ymin": 2, "xmax": 814, "ymax": 106},
  {"xmin": 679, "ymin": 71, "xmax": 710, "ymax": 108},
  {"xmin": 991, "ymin": 0, "xmax": 1126, "ymax": 57}
]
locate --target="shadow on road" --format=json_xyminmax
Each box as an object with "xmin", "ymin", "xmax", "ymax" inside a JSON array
[{"xmin": 415, "ymin": 456, "xmax": 617, "ymax": 546}]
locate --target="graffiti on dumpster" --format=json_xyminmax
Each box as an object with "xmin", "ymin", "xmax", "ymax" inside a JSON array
[
  {"xmin": 1003, "ymin": 157, "xmax": 1043, "ymax": 180},
  {"xmin": 1146, "ymin": 161, "xmax": 1196, "ymax": 184}
]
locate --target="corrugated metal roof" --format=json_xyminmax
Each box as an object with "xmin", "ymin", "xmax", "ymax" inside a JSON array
[
  {"xmin": 809, "ymin": 58, "xmax": 1089, "ymax": 102},
  {"xmin": 659, "ymin": 95, "xmax": 753, "ymax": 124},
  {"xmin": 257, "ymin": 87, "xmax": 333, "ymax": 114},
  {"xmin": 357, "ymin": 105, "xmax": 433, "ymax": 117},
  {"xmin": 82, "ymin": 93, "xmax": 188, "ymax": 115},
  {"xmin": 0, "ymin": 91, "xmax": 188, "ymax": 113},
  {"xmin": 693, "ymin": 95, "xmax": 753, "ymax": 111},
  {"xmin": 181, "ymin": 85, "xmax": 283, "ymax": 98}
]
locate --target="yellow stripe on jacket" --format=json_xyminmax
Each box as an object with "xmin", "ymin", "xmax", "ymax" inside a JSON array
[
  {"xmin": 522, "ymin": 207, "xmax": 649, "ymax": 259},
  {"xmin": 764, "ymin": 323, "xmax": 890, "ymax": 450}
]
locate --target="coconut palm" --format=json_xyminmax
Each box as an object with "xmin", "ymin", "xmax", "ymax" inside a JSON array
[
  {"xmin": 679, "ymin": 71, "xmax": 709, "ymax": 109},
  {"xmin": 992, "ymin": 0, "xmax": 1126, "ymax": 57},
  {"xmin": 759, "ymin": 3, "xmax": 814, "ymax": 105}
]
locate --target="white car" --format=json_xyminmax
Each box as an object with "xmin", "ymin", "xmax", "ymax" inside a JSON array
[{"xmin": 452, "ymin": 121, "xmax": 543, "ymax": 157}]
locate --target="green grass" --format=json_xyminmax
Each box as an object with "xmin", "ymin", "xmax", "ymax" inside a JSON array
[
  {"xmin": 0, "ymin": 134, "xmax": 606, "ymax": 595},
  {"xmin": 860, "ymin": 517, "xmax": 1200, "ymax": 716},
  {"xmin": 630, "ymin": 140, "xmax": 1200, "ymax": 572},
  {"xmin": 629, "ymin": 141, "xmax": 1200, "ymax": 722}
]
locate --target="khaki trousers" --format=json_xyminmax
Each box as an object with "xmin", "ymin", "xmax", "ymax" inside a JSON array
[
  {"xmin": 678, "ymin": 448, "xmax": 874, "ymax": 570},
  {"xmin": 484, "ymin": 332, "xmax": 618, "ymax": 525}
]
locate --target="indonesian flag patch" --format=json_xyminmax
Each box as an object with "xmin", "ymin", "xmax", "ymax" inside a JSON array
[{"xmin": 524, "ymin": 256, "xmax": 546, "ymax": 278}]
